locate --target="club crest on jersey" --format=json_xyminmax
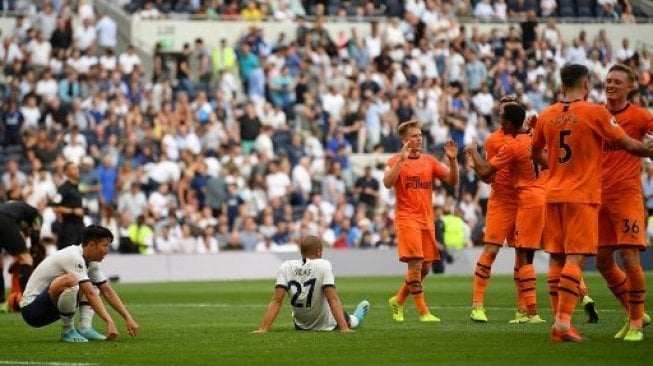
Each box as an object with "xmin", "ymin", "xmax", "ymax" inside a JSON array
[{"xmin": 610, "ymin": 117, "xmax": 618, "ymax": 126}]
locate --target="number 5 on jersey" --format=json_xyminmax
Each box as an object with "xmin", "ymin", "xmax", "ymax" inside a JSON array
[{"xmin": 559, "ymin": 129, "xmax": 572, "ymax": 164}]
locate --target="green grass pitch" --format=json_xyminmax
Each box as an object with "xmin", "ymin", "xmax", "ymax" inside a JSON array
[{"xmin": 1, "ymin": 273, "xmax": 651, "ymax": 366}]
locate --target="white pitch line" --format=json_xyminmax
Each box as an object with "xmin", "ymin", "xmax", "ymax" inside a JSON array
[
  {"xmin": 0, "ymin": 362, "xmax": 99, "ymax": 366},
  {"xmin": 130, "ymin": 303, "xmax": 620, "ymax": 312}
]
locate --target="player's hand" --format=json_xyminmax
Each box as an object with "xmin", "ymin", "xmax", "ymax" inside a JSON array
[
  {"xmin": 645, "ymin": 140, "xmax": 653, "ymax": 157},
  {"xmin": 399, "ymin": 141, "xmax": 413, "ymax": 162},
  {"xmin": 464, "ymin": 150, "xmax": 476, "ymax": 168},
  {"xmin": 73, "ymin": 208, "xmax": 84, "ymax": 216},
  {"xmin": 106, "ymin": 322, "xmax": 119, "ymax": 341},
  {"xmin": 463, "ymin": 141, "xmax": 478, "ymax": 154},
  {"xmin": 339, "ymin": 328, "xmax": 355, "ymax": 333},
  {"xmin": 126, "ymin": 318, "xmax": 140, "ymax": 338},
  {"xmin": 251, "ymin": 329, "xmax": 268, "ymax": 334},
  {"xmin": 444, "ymin": 139, "xmax": 458, "ymax": 160}
]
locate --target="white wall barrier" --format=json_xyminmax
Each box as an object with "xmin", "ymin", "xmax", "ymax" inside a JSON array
[
  {"xmin": 129, "ymin": 19, "xmax": 653, "ymax": 54},
  {"xmin": 3, "ymin": 247, "xmax": 549, "ymax": 285}
]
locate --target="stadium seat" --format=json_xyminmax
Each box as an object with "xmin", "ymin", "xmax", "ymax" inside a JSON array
[
  {"xmin": 272, "ymin": 129, "xmax": 292, "ymax": 156},
  {"xmin": 558, "ymin": 0, "xmax": 576, "ymax": 17},
  {"xmin": 524, "ymin": 0, "xmax": 538, "ymax": 11},
  {"xmin": 4, "ymin": 145, "xmax": 23, "ymax": 155},
  {"xmin": 576, "ymin": 0, "xmax": 594, "ymax": 17}
]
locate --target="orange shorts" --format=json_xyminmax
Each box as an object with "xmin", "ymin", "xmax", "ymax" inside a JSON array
[
  {"xmin": 544, "ymin": 203, "xmax": 599, "ymax": 255},
  {"xmin": 395, "ymin": 222, "xmax": 440, "ymax": 263},
  {"xmin": 514, "ymin": 205, "xmax": 545, "ymax": 250},
  {"xmin": 483, "ymin": 197, "xmax": 517, "ymax": 246},
  {"xmin": 598, "ymin": 195, "xmax": 646, "ymax": 248}
]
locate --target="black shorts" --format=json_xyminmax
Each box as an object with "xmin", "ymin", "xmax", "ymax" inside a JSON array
[
  {"xmin": 0, "ymin": 215, "xmax": 28, "ymax": 255},
  {"xmin": 21, "ymin": 287, "xmax": 60, "ymax": 328}
]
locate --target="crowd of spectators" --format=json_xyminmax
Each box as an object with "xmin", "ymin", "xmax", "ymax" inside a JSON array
[
  {"xmin": 0, "ymin": 0, "xmax": 652, "ymax": 256},
  {"xmin": 118, "ymin": 0, "xmax": 647, "ymax": 22}
]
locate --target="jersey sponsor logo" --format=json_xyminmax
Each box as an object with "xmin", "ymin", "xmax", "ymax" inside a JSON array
[
  {"xmin": 405, "ymin": 176, "xmax": 433, "ymax": 190},
  {"xmin": 603, "ymin": 141, "xmax": 623, "ymax": 152}
]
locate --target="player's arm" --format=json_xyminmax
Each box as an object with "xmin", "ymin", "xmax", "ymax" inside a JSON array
[
  {"xmin": 52, "ymin": 203, "xmax": 84, "ymax": 217},
  {"xmin": 324, "ymin": 286, "xmax": 353, "ymax": 333},
  {"xmin": 253, "ymin": 286, "xmax": 286, "ymax": 334},
  {"xmin": 79, "ymin": 280, "xmax": 119, "ymax": 341},
  {"xmin": 465, "ymin": 142, "xmax": 497, "ymax": 181},
  {"xmin": 615, "ymin": 135, "xmax": 653, "ymax": 157},
  {"xmin": 530, "ymin": 145, "xmax": 548, "ymax": 169},
  {"xmin": 441, "ymin": 139, "xmax": 459, "ymax": 187},
  {"xmin": 98, "ymin": 282, "xmax": 139, "ymax": 338},
  {"xmin": 383, "ymin": 142, "xmax": 412, "ymax": 188},
  {"xmin": 595, "ymin": 108, "xmax": 652, "ymax": 157}
]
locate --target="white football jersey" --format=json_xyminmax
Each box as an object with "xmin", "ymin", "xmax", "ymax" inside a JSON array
[
  {"xmin": 276, "ymin": 258, "xmax": 337, "ymax": 330},
  {"xmin": 21, "ymin": 245, "xmax": 106, "ymax": 308}
]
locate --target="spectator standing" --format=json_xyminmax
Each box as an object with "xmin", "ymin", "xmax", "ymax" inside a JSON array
[
  {"xmin": 53, "ymin": 162, "xmax": 85, "ymax": 250},
  {"xmin": 96, "ymin": 11, "xmax": 118, "ymax": 51}
]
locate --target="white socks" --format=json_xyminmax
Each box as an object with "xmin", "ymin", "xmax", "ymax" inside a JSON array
[
  {"xmin": 349, "ymin": 314, "xmax": 360, "ymax": 329},
  {"xmin": 57, "ymin": 286, "xmax": 79, "ymax": 333},
  {"xmin": 78, "ymin": 286, "xmax": 99, "ymax": 331}
]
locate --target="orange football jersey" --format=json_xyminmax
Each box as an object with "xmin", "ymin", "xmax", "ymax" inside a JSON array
[
  {"xmin": 532, "ymin": 100, "xmax": 626, "ymax": 204},
  {"xmin": 602, "ymin": 103, "xmax": 653, "ymax": 199},
  {"xmin": 387, "ymin": 153, "xmax": 449, "ymax": 228},
  {"xmin": 485, "ymin": 129, "xmax": 517, "ymax": 203},
  {"xmin": 490, "ymin": 133, "xmax": 545, "ymax": 208}
]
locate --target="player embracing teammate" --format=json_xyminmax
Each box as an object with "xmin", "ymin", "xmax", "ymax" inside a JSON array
[
  {"xmin": 595, "ymin": 64, "xmax": 652, "ymax": 341},
  {"xmin": 532, "ymin": 64, "xmax": 652, "ymax": 342}
]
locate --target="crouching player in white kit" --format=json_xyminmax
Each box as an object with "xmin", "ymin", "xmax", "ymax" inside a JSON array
[
  {"xmin": 253, "ymin": 235, "xmax": 370, "ymax": 333},
  {"xmin": 21, "ymin": 225, "xmax": 139, "ymax": 342}
]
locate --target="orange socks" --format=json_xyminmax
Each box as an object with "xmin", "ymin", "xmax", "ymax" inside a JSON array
[
  {"xmin": 519, "ymin": 264, "xmax": 538, "ymax": 316},
  {"xmin": 599, "ymin": 265, "xmax": 629, "ymax": 312},
  {"xmin": 556, "ymin": 263, "xmax": 582, "ymax": 328},
  {"xmin": 406, "ymin": 270, "xmax": 429, "ymax": 315},
  {"xmin": 547, "ymin": 264, "xmax": 562, "ymax": 318},
  {"xmin": 395, "ymin": 281, "xmax": 410, "ymax": 305},
  {"xmin": 625, "ymin": 266, "xmax": 646, "ymax": 328},
  {"xmin": 472, "ymin": 252, "xmax": 494, "ymax": 306}
]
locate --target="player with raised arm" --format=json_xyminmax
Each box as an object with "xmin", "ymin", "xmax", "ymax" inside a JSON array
[
  {"xmin": 468, "ymin": 96, "xmax": 528, "ymax": 323},
  {"xmin": 465, "ymin": 103, "xmax": 546, "ymax": 324},
  {"xmin": 384, "ymin": 120, "xmax": 459, "ymax": 323},
  {"xmin": 531, "ymin": 64, "xmax": 653, "ymax": 342},
  {"xmin": 21, "ymin": 225, "xmax": 139, "ymax": 342},
  {"xmin": 596, "ymin": 64, "xmax": 651, "ymax": 341},
  {"xmin": 253, "ymin": 235, "xmax": 370, "ymax": 333}
]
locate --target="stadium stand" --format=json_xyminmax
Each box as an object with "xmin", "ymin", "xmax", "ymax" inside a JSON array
[{"xmin": 0, "ymin": 0, "xmax": 652, "ymax": 257}]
